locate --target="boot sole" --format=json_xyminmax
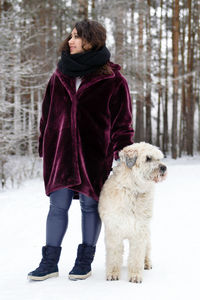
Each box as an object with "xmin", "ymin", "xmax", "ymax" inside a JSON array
[
  {"xmin": 68, "ymin": 271, "xmax": 92, "ymax": 281},
  {"xmin": 28, "ymin": 272, "xmax": 59, "ymax": 281}
]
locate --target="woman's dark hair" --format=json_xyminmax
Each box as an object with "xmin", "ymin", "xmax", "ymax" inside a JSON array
[
  {"xmin": 59, "ymin": 19, "xmax": 112, "ymax": 75},
  {"xmin": 60, "ymin": 19, "xmax": 106, "ymax": 53}
]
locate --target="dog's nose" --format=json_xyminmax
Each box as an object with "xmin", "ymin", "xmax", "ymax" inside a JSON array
[{"xmin": 159, "ymin": 165, "xmax": 167, "ymax": 173}]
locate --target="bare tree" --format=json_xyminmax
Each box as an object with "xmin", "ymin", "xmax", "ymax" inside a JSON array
[
  {"xmin": 135, "ymin": 3, "xmax": 145, "ymax": 142},
  {"xmin": 156, "ymin": 0, "xmax": 163, "ymax": 147},
  {"xmin": 179, "ymin": 4, "xmax": 187, "ymax": 156},
  {"xmin": 186, "ymin": 0, "xmax": 195, "ymax": 156},
  {"xmin": 162, "ymin": 0, "xmax": 169, "ymax": 155},
  {"xmin": 145, "ymin": 0, "xmax": 152, "ymax": 144},
  {"xmin": 78, "ymin": 0, "xmax": 88, "ymax": 19},
  {"xmin": 171, "ymin": 0, "xmax": 179, "ymax": 159}
]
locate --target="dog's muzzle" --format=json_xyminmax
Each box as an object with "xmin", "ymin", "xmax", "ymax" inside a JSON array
[{"xmin": 159, "ymin": 164, "xmax": 167, "ymax": 178}]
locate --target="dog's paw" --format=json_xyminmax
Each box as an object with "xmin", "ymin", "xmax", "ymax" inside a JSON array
[
  {"xmin": 106, "ymin": 272, "xmax": 120, "ymax": 281},
  {"xmin": 129, "ymin": 273, "xmax": 143, "ymax": 284},
  {"xmin": 144, "ymin": 260, "xmax": 152, "ymax": 270}
]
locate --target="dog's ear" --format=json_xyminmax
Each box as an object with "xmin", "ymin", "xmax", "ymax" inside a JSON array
[
  {"xmin": 125, "ymin": 156, "xmax": 137, "ymax": 168},
  {"xmin": 119, "ymin": 147, "xmax": 137, "ymax": 169}
]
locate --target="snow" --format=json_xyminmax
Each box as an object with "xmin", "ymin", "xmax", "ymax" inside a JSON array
[{"xmin": 0, "ymin": 157, "xmax": 200, "ymax": 300}]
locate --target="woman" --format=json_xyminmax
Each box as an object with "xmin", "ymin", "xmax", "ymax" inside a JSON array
[{"xmin": 28, "ymin": 19, "xmax": 134, "ymax": 281}]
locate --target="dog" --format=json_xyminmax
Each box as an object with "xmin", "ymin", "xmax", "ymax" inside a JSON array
[{"xmin": 98, "ymin": 142, "xmax": 167, "ymax": 283}]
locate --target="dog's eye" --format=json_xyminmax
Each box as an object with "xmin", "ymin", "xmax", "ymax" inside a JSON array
[{"xmin": 146, "ymin": 156, "xmax": 152, "ymax": 162}]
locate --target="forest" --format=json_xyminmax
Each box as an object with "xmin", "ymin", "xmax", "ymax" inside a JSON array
[{"xmin": 0, "ymin": 0, "xmax": 200, "ymax": 186}]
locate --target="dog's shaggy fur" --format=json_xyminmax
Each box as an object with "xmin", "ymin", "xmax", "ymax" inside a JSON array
[{"xmin": 98, "ymin": 142, "xmax": 167, "ymax": 283}]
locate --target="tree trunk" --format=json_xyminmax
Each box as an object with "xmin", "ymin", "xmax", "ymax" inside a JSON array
[
  {"xmin": 162, "ymin": 1, "xmax": 169, "ymax": 155},
  {"xmin": 186, "ymin": 0, "xmax": 194, "ymax": 156},
  {"xmin": 78, "ymin": 0, "xmax": 88, "ymax": 19},
  {"xmin": 197, "ymin": 2, "xmax": 200, "ymax": 152},
  {"xmin": 113, "ymin": 6, "xmax": 124, "ymax": 69},
  {"xmin": 179, "ymin": 8, "xmax": 187, "ymax": 156},
  {"xmin": 156, "ymin": 0, "xmax": 163, "ymax": 147},
  {"xmin": 91, "ymin": 0, "xmax": 95, "ymax": 18},
  {"xmin": 145, "ymin": 0, "xmax": 152, "ymax": 144},
  {"xmin": 135, "ymin": 7, "xmax": 144, "ymax": 142},
  {"xmin": 171, "ymin": 0, "xmax": 179, "ymax": 159}
]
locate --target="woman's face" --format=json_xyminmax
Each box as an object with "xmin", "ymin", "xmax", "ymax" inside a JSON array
[{"xmin": 68, "ymin": 28, "xmax": 92, "ymax": 54}]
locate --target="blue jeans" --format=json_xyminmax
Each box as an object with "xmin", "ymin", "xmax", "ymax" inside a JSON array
[{"xmin": 46, "ymin": 188, "xmax": 101, "ymax": 247}]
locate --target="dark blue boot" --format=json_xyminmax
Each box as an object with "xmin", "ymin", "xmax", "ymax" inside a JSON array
[
  {"xmin": 68, "ymin": 244, "xmax": 96, "ymax": 280},
  {"xmin": 28, "ymin": 246, "xmax": 61, "ymax": 281}
]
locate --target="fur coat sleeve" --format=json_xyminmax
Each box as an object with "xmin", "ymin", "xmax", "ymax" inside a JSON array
[
  {"xmin": 38, "ymin": 79, "xmax": 51, "ymax": 158},
  {"xmin": 109, "ymin": 78, "xmax": 133, "ymax": 159}
]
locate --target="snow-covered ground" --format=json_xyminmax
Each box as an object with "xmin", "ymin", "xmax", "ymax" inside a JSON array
[{"xmin": 0, "ymin": 156, "xmax": 200, "ymax": 300}]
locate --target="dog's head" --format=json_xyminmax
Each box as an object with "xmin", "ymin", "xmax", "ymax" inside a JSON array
[{"xmin": 119, "ymin": 142, "xmax": 167, "ymax": 183}]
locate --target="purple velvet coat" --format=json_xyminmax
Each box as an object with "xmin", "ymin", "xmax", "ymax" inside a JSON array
[{"xmin": 39, "ymin": 62, "xmax": 134, "ymax": 201}]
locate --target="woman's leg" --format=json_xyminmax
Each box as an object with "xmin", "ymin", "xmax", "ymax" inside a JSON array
[
  {"xmin": 28, "ymin": 188, "xmax": 74, "ymax": 281},
  {"xmin": 46, "ymin": 188, "xmax": 74, "ymax": 247},
  {"xmin": 68, "ymin": 194, "xmax": 101, "ymax": 280},
  {"xmin": 79, "ymin": 193, "xmax": 102, "ymax": 246}
]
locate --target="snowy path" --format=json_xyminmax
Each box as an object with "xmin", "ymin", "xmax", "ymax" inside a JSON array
[{"xmin": 0, "ymin": 157, "xmax": 200, "ymax": 300}]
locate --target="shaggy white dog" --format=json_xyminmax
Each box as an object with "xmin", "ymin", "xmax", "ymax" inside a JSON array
[{"xmin": 98, "ymin": 142, "xmax": 167, "ymax": 283}]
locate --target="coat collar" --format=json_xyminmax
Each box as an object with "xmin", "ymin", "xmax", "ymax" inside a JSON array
[{"xmin": 55, "ymin": 67, "xmax": 116, "ymax": 100}]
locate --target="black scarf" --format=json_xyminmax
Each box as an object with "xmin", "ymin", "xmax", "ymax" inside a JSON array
[{"xmin": 57, "ymin": 46, "xmax": 111, "ymax": 77}]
